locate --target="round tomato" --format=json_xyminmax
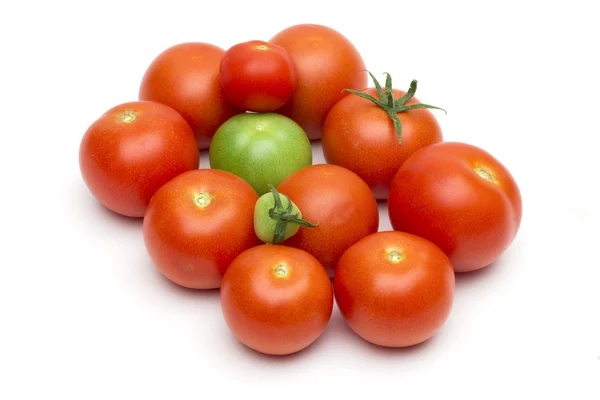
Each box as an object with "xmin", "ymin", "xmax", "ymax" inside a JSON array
[
  {"xmin": 323, "ymin": 75, "xmax": 444, "ymax": 199},
  {"xmin": 220, "ymin": 40, "xmax": 296, "ymax": 112},
  {"xmin": 388, "ymin": 142, "xmax": 522, "ymax": 272},
  {"xmin": 334, "ymin": 231, "xmax": 455, "ymax": 347},
  {"xmin": 270, "ymin": 24, "xmax": 367, "ymax": 140},
  {"xmin": 209, "ymin": 113, "xmax": 312, "ymax": 195},
  {"xmin": 143, "ymin": 169, "xmax": 259, "ymax": 289},
  {"xmin": 139, "ymin": 42, "xmax": 241, "ymax": 149},
  {"xmin": 221, "ymin": 244, "xmax": 333, "ymax": 355},
  {"xmin": 277, "ymin": 164, "xmax": 379, "ymax": 276},
  {"xmin": 79, "ymin": 101, "xmax": 199, "ymax": 218}
]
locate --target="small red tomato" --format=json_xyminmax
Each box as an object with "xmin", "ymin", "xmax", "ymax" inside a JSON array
[
  {"xmin": 323, "ymin": 74, "xmax": 444, "ymax": 199},
  {"xmin": 143, "ymin": 169, "xmax": 260, "ymax": 289},
  {"xmin": 79, "ymin": 101, "xmax": 199, "ymax": 218},
  {"xmin": 388, "ymin": 142, "xmax": 522, "ymax": 272},
  {"xmin": 277, "ymin": 164, "xmax": 379, "ymax": 276},
  {"xmin": 220, "ymin": 40, "xmax": 296, "ymax": 112},
  {"xmin": 221, "ymin": 245, "xmax": 333, "ymax": 355},
  {"xmin": 334, "ymin": 231, "xmax": 455, "ymax": 347},
  {"xmin": 139, "ymin": 42, "xmax": 241, "ymax": 149}
]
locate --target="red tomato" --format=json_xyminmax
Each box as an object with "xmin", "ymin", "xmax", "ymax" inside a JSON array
[
  {"xmin": 334, "ymin": 231, "xmax": 455, "ymax": 347},
  {"xmin": 143, "ymin": 169, "xmax": 260, "ymax": 289},
  {"xmin": 79, "ymin": 101, "xmax": 199, "ymax": 218},
  {"xmin": 277, "ymin": 164, "xmax": 379, "ymax": 276},
  {"xmin": 323, "ymin": 85, "xmax": 443, "ymax": 199},
  {"xmin": 221, "ymin": 245, "xmax": 333, "ymax": 355},
  {"xmin": 139, "ymin": 43, "xmax": 241, "ymax": 149},
  {"xmin": 219, "ymin": 40, "xmax": 296, "ymax": 112},
  {"xmin": 388, "ymin": 142, "xmax": 522, "ymax": 272},
  {"xmin": 270, "ymin": 24, "xmax": 367, "ymax": 140}
]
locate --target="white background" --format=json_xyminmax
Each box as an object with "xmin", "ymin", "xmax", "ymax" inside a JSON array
[{"xmin": 1, "ymin": 0, "xmax": 598, "ymax": 398}]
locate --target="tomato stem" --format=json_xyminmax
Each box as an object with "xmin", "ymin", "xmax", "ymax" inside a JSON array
[
  {"xmin": 344, "ymin": 72, "xmax": 446, "ymax": 145},
  {"xmin": 267, "ymin": 185, "xmax": 318, "ymax": 244}
]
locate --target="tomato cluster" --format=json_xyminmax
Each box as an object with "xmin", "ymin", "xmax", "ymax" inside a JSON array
[{"xmin": 79, "ymin": 24, "xmax": 522, "ymax": 356}]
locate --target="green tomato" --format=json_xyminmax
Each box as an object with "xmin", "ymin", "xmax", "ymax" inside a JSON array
[
  {"xmin": 209, "ymin": 113, "xmax": 312, "ymax": 195},
  {"xmin": 254, "ymin": 192, "xmax": 302, "ymax": 244}
]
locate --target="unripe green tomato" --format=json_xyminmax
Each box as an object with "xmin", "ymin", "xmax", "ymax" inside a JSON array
[
  {"xmin": 254, "ymin": 192, "xmax": 303, "ymax": 244},
  {"xmin": 209, "ymin": 113, "xmax": 312, "ymax": 195}
]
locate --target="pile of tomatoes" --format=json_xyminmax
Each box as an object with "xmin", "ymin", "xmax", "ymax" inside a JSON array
[{"xmin": 79, "ymin": 24, "xmax": 522, "ymax": 356}]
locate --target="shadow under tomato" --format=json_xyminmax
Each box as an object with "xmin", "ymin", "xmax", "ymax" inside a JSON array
[
  {"xmin": 145, "ymin": 259, "xmax": 222, "ymax": 300},
  {"xmin": 454, "ymin": 239, "xmax": 523, "ymax": 290}
]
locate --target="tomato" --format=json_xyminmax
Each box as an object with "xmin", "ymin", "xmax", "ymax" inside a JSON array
[
  {"xmin": 143, "ymin": 169, "xmax": 260, "ymax": 289},
  {"xmin": 139, "ymin": 42, "xmax": 241, "ymax": 149},
  {"xmin": 334, "ymin": 231, "xmax": 455, "ymax": 347},
  {"xmin": 79, "ymin": 101, "xmax": 199, "ymax": 218},
  {"xmin": 323, "ymin": 75, "xmax": 444, "ymax": 199},
  {"xmin": 209, "ymin": 113, "xmax": 312, "ymax": 195},
  {"xmin": 253, "ymin": 186, "xmax": 316, "ymax": 244},
  {"xmin": 388, "ymin": 142, "xmax": 522, "ymax": 272},
  {"xmin": 219, "ymin": 40, "xmax": 296, "ymax": 112},
  {"xmin": 221, "ymin": 245, "xmax": 333, "ymax": 355},
  {"xmin": 277, "ymin": 164, "xmax": 379, "ymax": 276},
  {"xmin": 270, "ymin": 24, "xmax": 367, "ymax": 140}
]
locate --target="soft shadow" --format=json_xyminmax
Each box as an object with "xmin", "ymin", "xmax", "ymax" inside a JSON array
[{"xmin": 145, "ymin": 258, "xmax": 222, "ymax": 300}]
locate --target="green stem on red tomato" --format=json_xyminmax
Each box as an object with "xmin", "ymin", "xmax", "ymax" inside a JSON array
[
  {"xmin": 343, "ymin": 71, "xmax": 446, "ymax": 145},
  {"xmin": 267, "ymin": 185, "xmax": 318, "ymax": 244}
]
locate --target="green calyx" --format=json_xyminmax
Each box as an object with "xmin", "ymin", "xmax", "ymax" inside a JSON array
[
  {"xmin": 267, "ymin": 185, "xmax": 317, "ymax": 244},
  {"xmin": 344, "ymin": 71, "xmax": 446, "ymax": 145}
]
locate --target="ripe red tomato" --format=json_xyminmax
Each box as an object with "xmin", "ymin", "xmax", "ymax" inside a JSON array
[
  {"xmin": 219, "ymin": 40, "xmax": 296, "ymax": 112},
  {"xmin": 388, "ymin": 142, "xmax": 522, "ymax": 272},
  {"xmin": 221, "ymin": 245, "xmax": 333, "ymax": 355},
  {"xmin": 323, "ymin": 81, "xmax": 443, "ymax": 199},
  {"xmin": 277, "ymin": 164, "xmax": 379, "ymax": 276},
  {"xmin": 79, "ymin": 101, "xmax": 199, "ymax": 218},
  {"xmin": 139, "ymin": 42, "xmax": 241, "ymax": 149},
  {"xmin": 334, "ymin": 231, "xmax": 455, "ymax": 347},
  {"xmin": 143, "ymin": 169, "xmax": 260, "ymax": 289},
  {"xmin": 270, "ymin": 24, "xmax": 367, "ymax": 140}
]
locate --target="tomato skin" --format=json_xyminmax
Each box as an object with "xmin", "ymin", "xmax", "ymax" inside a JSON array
[
  {"xmin": 322, "ymin": 88, "xmax": 443, "ymax": 199},
  {"xmin": 270, "ymin": 24, "xmax": 367, "ymax": 140},
  {"xmin": 221, "ymin": 245, "xmax": 333, "ymax": 355},
  {"xmin": 388, "ymin": 142, "xmax": 522, "ymax": 272},
  {"xmin": 79, "ymin": 101, "xmax": 199, "ymax": 218},
  {"xmin": 139, "ymin": 43, "xmax": 241, "ymax": 149},
  {"xmin": 220, "ymin": 40, "xmax": 296, "ymax": 112},
  {"xmin": 277, "ymin": 164, "xmax": 379, "ymax": 276},
  {"xmin": 334, "ymin": 231, "xmax": 455, "ymax": 347},
  {"xmin": 143, "ymin": 169, "xmax": 260, "ymax": 289}
]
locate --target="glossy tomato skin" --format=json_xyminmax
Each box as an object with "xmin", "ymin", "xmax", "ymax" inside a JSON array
[
  {"xmin": 209, "ymin": 113, "xmax": 312, "ymax": 195},
  {"xmin": 221, "ymin": 245, "xmax": 333, "ymax": 355},
  {"xmin": 277, "ymin": 164, "xmax": 379, "ymax": 276},
  {"xmin": 139, "ymin": 43, "xmax": 241, "ymax": 149},
  {"xmin": 334, "ymin": 231, "xmax": 455, "ymax": 347},
  {"xmin": 323, "ymin": 88, "xmax": 443, "ymax": 199},
  {"xmin": 143, "ymin": 169, "xmax": 260, "ymax": 289},
  {"xmin": 220, "ymin": 40, "xmax": 296, "ymax": 112},
  {"xmin": 388, "ymin": 142, "xmax": 522, "ymax": 272},
  {"xmin": 270, "ymin": 24, "xmax": 367, "ymax": 140},
  {"xmin": 79, "ymin": 101, "xmax": 199, "ymax": 218}
]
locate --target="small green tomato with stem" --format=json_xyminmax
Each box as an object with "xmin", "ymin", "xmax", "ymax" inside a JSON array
[{"xmin": 254, "ymin": 185, "xmax": 318, "ymax": 244}]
